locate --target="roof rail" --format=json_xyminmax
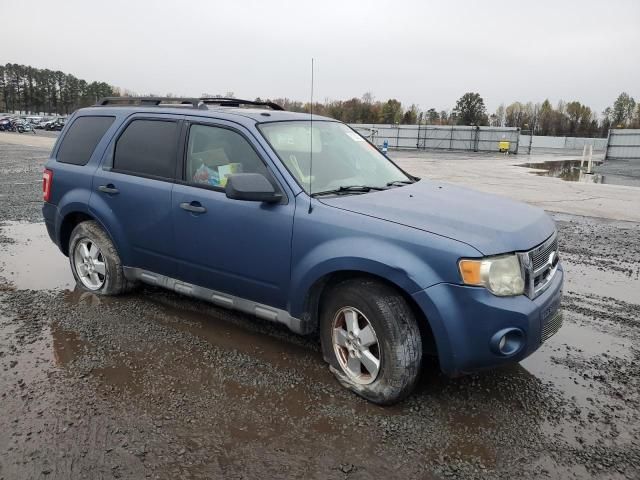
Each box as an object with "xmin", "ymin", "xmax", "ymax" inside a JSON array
[
  {"xmin": 96, "ymin": 97, "xmax": 206, "ymax": 109},
  {"xmin": 94, "ymin": 96, "xmax": 285, "ymax": 111},
  {"xmin": 199, "ymin": 97, "xmax": 284, "ymax": 111}
]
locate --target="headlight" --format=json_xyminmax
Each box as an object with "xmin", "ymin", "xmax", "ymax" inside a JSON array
[{"xmin": 458, "ymin": 254, "xmax": 525, "ymax": 296}]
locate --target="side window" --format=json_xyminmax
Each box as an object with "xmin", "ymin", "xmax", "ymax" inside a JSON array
[
  {"xmin": 57, "ymin": 116, "xmax": 115, "ymax": 166},
  {"xmin": 186, "ymin": 124, "xmax": 269, "ymax": 188},
  {"xmin": 114, "ymin": 120, "xmax": 179, "ymax": 179}
]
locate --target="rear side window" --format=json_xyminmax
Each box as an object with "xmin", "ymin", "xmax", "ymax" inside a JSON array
[
  {"xmin": 57, "ymin": 116, "xmax": 115, "ymax": 166},
  {"xmin": 114, "ymin": 120, "xmax": 179, "ymax": 179}
]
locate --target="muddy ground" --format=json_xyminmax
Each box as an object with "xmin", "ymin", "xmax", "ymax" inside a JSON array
[{"xmin": 0, "ymin": 141, "xmax": 639, "ymax": 480}]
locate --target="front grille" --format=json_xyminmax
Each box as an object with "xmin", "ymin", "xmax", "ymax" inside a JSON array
[
  {"xmin": 531, "ymin": 236, "xmax": 558, "ymax": 271},
  {"xmin": 519, "ymin": 232, "xmax": 560, "ymax": 298},
  {"xmin": 541, "ymin": 311, "xmax": 563, "ymax": 343}
]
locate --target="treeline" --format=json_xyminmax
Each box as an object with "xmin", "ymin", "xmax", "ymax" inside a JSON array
[
  {"xmin": 3, "ymin": 63, "xmax": 638, "ymax": 138},
  {"xmin": 489, "ymin": 94, "xmax": 640, "ymax": 137},
  {"xmin": 262, "ymin": 94, "xmax": 417, "ymax": 125},
  {"xmin": 266, "ymin": 92, "xmax": 640, "ymax": 138},
  {"xmin": 0, "ymin": 63, "xmax": 117, "ymax": 115}
]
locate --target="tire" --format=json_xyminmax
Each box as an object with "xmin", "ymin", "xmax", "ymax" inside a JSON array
[
  {"xmin": 68, "ymin": 220, "xmax": 134, "ymax": 295},
  {"xmin": 320, "ymin": 278, "xmax": 422, "ymax": 405}
]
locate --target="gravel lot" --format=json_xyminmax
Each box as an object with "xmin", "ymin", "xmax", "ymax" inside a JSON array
[{"xmin": 1, "ymin": 137, "xmax": 639, "ymax": 479}]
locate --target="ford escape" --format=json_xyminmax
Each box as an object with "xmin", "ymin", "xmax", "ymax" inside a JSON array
[{"xmin": 42, "ymin": 97, "xmax": 564, "ymax": 404}]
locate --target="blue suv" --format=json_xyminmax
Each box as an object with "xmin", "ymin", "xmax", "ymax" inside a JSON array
[{"xmin": 42, "ymin": 97, "xmax": 563, "ymax": 404}]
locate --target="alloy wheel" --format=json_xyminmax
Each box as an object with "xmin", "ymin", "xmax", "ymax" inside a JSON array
[
  {"xmin": 331, "ymin": 306, "xmax": 381, "ymax": 385},
  {"xmin": 73, "ymin": 238, "xmax": 107, "ymax": 290}
]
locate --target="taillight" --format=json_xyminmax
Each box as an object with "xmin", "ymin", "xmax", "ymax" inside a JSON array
[{"xmin": 43, "ymin": 169, "xmax": 53, "ymax": 202}]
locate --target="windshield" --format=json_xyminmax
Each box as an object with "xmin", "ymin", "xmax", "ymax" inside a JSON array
[{"xmin": 259, "ymin": 121, "xmax": 411, "ymax": 194}]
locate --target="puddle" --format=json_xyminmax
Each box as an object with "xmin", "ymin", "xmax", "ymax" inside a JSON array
[
  {"xmin": 0, "ymin": 221, "xmax": 74, "ymax": 290},
  {"xmin": 51, "ymin": 325, "xmax": 90, "ymax": 366},
  {"xmin": 522, "ymin": 319, "xmax": 632, "ymax": 406},
  {"xmin": 518, "ymin": 160, "xmax": 640, "ymax": 187},
  {"xmin": 563, "ymin": 262, "xmax": 640, "ymax": 304},
  {"xmin": 551, "ymin": 320, "xmax": 633, "ymax": 359}
]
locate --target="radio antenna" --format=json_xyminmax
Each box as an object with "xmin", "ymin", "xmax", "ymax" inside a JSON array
[{"xmin": 308, "ymin": 57, "xmax": 314, "ymax": 214}]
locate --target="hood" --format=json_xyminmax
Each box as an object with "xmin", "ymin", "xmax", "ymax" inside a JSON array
[{"xmin": 320, "ymin": 180, "xmax": 555, "ymax": 256}]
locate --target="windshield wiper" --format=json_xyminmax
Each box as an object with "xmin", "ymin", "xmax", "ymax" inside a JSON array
[
  {"xmin": 386, "ymin": 180, "xmax": 415, "ymax": 187},
  {"xmin": 312, "ymin": 185, "xmax": 387, "ymax": 197}
]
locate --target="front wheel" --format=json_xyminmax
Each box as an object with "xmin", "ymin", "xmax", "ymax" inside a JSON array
[
  {"xmin": 68, "ymin": 221, "xmax": 134, "ymax": 295},
  {"xmin": 320, "ymin": 279, "xmax": 423, "ymax": 405}
]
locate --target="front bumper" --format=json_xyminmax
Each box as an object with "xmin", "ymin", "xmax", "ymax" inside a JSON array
[{"xmin": 412, "ymin": 265, "xmax": 563, "ymax": 376}]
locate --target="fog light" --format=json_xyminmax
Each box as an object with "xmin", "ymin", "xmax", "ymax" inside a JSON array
[{"xmin": 490, "ymin": 328, "xmax": 525, "ymax": 356}]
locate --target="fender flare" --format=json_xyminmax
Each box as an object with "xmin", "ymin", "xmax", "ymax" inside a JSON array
[
  {"xmin": 56, "ymin": 197, "xmax": 127, "ymax": 264},
  {"xmin": 288, "ymin": 236, "xmax": 441, "ymax": 318}
]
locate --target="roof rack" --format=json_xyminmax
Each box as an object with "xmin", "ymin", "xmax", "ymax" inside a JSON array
[
  {"xmin": 95, "ymin": 96, "xmax": 285, "ymax": 111},
  {"xmin": 96, "ymin": 97, "xmax": 206, "ymax": 109},
  {"xmin": 199, "ymin": 97, "xmax": 284, "ymax": 111}
]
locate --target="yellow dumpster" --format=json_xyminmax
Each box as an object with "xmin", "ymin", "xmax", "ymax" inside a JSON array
[{"xmin": 499, "ymin": 141, "xmax": 510, "ymax": 153}]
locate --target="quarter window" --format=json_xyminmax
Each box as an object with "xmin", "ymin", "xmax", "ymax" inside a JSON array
[
  {"xmin": 57, "ymin": 116, "xmax": 115, "ymax": 166},
  {"xmin": 186, "ymin": 124, "xmax": 269, "ymax": 188},
  {"xmin": 114, "ymin": 120, "xmax": 179, "ymax": 179}
]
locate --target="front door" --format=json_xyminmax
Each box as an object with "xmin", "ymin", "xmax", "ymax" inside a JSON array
[{"xmin": 172, "ymin": 121, "xmax": 295, "ymax": 309}]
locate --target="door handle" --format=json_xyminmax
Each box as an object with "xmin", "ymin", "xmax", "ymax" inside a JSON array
[
  {"xmin": 180, "ymin": 202, "xmax": 206, "ymax": 214},
  {"xmin": 98, "ymin": 184, "xmax": 119, "ymax": 195}
]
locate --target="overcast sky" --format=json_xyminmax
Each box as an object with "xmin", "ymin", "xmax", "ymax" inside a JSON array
[{"xmin": 3, "ymin": 0, "xmax": 639, "ymax": 114}]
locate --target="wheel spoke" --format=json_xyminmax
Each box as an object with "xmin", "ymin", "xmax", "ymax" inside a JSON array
[
  {"xmin": 358, "ymin": 325, "xmax": 377, "ymax": 347},
  {"xmin": 334, "ymin": 328, "xmax": 349, "ymax": 347},
  {"xmin": 346, "ymin": 355, "xmax": 361, "ymax": 377},
  {"xmin": 79, "ymin": 243, "xmax": 90, "ymax": 260},
  {"xmin": 344, "ymin": 309, "xmax": 359, "ymax": 334},
  {"xmin": 77, "ymin": 263, "xmax": 89, "ymax": 276},
  {"xmin": 332, "ymin": 307, "xmax": 382, "ymax": 385},
  {"xmin": 360, "ymin": 350, "xmax": 380, "ymax": 378},
  {"xmin": 88, "ymin": 244, "xmax": 100, "ymax": 260},
  {"xmin": 89, "ymin": 272, "xmax": 100, "ymax": 285},
  {"xmin": 93, "ymin": 261, "xmax": 106, "ymax": 275}
]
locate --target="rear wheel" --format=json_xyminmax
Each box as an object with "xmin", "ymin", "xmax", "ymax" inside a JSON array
[
  {"xmin": 68, "ymin": 221, "xmax": 134, "ymax": 295},
  {"xmin": 320, "ymin": 278, "xmax": 422, "ymax": 405}
]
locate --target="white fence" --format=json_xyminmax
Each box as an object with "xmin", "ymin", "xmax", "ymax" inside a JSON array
[
  {"xmin": 519, "ymin": 135, "xmax": 607, "ymax": 153},
  {"xmin": 605, "ymin": 129, "xmax": 640, "ymax": 160},
  {"xmin": 349, "ymin": 124, "xmax": 520, "ymax": 153},
  {"xmin": 348, "ymin": 124, "xmax": 613, "ymax": 155}
]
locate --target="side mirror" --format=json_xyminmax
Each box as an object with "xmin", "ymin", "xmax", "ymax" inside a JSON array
[{"xmin": 225, "ymin": 173, "xmax": 283, "ymax": 203}]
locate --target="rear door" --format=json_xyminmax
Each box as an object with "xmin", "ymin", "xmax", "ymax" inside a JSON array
[
  {"xmin": 90, "ymin": 114, "xmax": 183, "ymax": 277},
  {"xmin": 171, "ymin": 119, "xmax": 295, "ymax": 309}
]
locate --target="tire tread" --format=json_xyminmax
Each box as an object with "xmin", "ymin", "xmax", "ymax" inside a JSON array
[
  {"xmin": 68, "ymin": 220, "xmax": 135, "ymax": 296},
  {"xmin": 321, "ymin": 278, "xmax": 422, "ymax": 405}
]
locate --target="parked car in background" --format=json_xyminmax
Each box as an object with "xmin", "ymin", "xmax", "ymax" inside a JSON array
[
  {"xmin": 42, "ymin": 97, "xmax": 564, "ymax": 405},
  {"xmin": 25, "ymin": 116, "xmax": 43, "ymax": 127},
  {"xmin": 43, "ymin": 117, "xmax": 66, "ymax": 131},
  {"xmin": 35, "ymin": 117, "xmax": 52, "ymax": 129},
  {"xmin": 0, "ymin": 117, "xmax": 12, "ymax": 131},
  {"xmin": 41, "ymin": 118, "xmax": 56, "ymax": 130},
  {"xmin": 15, "ymin": 119, "xmax": 36, "ymax": 134},
  {"xmin": 0, "ymin": 117, "xmax": 24, "ymax": 133}
]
